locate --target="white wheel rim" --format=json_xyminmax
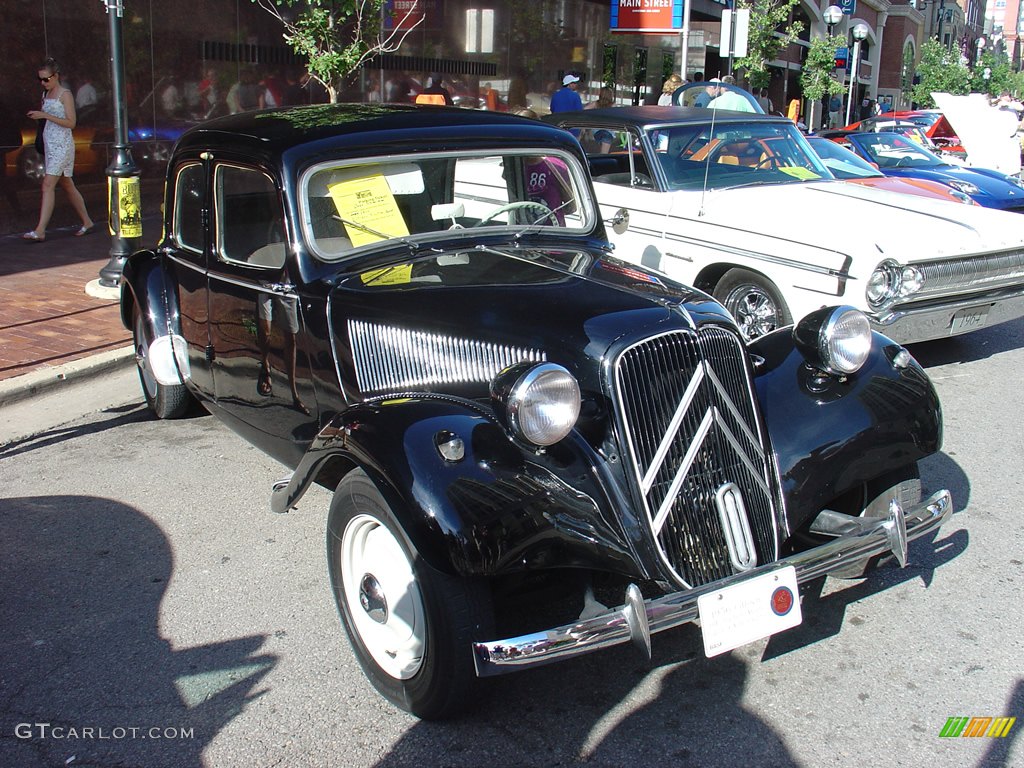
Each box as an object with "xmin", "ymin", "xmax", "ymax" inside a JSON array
[{"xmin": 340, "ymin": 513, "xmax": 425, "ymax": 680}]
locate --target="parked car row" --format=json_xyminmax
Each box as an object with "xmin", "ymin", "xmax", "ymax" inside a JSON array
[
  {"xmin": 123, "ymin": 104, "xmax": 954, "ymax": 719},
  {"xmin": 4, "ymin": 119, "xmax": 188, "ymax": 184},
  {"xmin": 544, "ymin": 105, "xmax": 1024, "ymax": 344}
]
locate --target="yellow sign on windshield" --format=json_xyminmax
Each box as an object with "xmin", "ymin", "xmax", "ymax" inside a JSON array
[
  {"xmin": 778, "ymin": 166, "xmax": 822, "ymax": 180},
  {"xmin": 328, "ymin": 174, "xmax": 410, "ymax": 247}
]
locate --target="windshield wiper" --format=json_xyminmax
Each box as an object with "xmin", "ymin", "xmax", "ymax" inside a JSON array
[{"xmin": 332, "ymin": 214, "xmax": 423, "ymax": 253}]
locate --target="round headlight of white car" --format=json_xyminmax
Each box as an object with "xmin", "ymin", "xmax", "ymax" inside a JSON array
[
  {"xmin": 493, "ymin": 363, "xmax": 581, "ymax": 446},
  {"xmin": 866, "ymin": 261, "xmax": 901, "ymax": 308},
  {"xmin": 793, "ymin": 306, "xmax": 872, "ymax": 375}
]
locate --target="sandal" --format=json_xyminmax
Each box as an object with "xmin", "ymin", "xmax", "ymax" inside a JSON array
[
  {"xmin": 22, "ymin": 231, "xmax": 44, "ymax": 243},
  {"xmin": 257, "ymin": 363, "xmax": 273, "ymax": 397},
  {"xmin": 75, "ymin": 224, "xmax": 95, "ymax": 237}
]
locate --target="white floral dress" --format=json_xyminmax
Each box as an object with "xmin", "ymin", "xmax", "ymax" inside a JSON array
[{"xmin": 41, "ymin": 89, "xmax": 74, "ymax": 177}]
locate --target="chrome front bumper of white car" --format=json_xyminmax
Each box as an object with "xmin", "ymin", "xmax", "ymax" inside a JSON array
[
  {"xmin": 472, "ymin": 489, "xmax": 952, "ymax": 677},
  {"xmin": 871, "ymin": 285, "xmax": 1024, "ymax": 344}
]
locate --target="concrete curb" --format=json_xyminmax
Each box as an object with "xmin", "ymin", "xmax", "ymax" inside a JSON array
[{"xmin": 0, "ymin": 346, "xmax": 137, "ymax": 409}]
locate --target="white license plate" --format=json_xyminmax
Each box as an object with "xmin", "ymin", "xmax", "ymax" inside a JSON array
[
  {"xmin": 697, "ymin": 566, "xmax": 802, "ymax": 657},
  {"xmin": 949, "ymin": 305, "xmax": 990, "ymax": 333}
]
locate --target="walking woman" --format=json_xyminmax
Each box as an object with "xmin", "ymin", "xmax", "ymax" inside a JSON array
[{"xmin": 23, "ymin": 57, "xmax": 94, "ymax": 242}]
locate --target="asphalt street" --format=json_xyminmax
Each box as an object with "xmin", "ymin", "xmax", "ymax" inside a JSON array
[{"xmin": 0, "ymin": 318, "xmax": 1022, "ymax": 767}]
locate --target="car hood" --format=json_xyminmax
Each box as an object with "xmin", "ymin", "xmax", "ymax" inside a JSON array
[
  {"xmin": 931, "ymin": 92, "xmax": 1021, "ymax": 176},
  {"xmin": 327, "ymin": 244, "xmax": 735, "ymax": 400},
  {"xmin": 887, "ymin": 164, "xmax": 1024, "ymax": 202},
  {"xmin": 694, "ymin": 180, "xmax": 1024, "ymax": 264}
]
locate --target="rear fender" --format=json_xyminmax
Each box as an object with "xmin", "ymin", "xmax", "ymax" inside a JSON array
[
  {"xmin": 274, "ymin": 396, "xmax": 644, "ymax": 579},
  {"xmin": 121, "ymin": 251, "xmax": 189, "ymax": 386}
]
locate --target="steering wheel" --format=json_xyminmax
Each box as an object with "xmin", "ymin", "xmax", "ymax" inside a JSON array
[
  {"xmin": 753, "ymin": 155, "xmax": 778, "ymax": 170},
  {"xmin": 475, "ymin": 200, "xmax": 559, "ymax": 227},
  {"xmin": 894, "ymin": 156, "xmax": 914, "ymax": 167}
]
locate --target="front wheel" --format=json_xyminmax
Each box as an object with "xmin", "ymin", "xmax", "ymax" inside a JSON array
[
  {"xmin": 132, "ymin": 307, "xmax": 192, "ymax": 419},
  {"xmin": 713, "ymin": 268, "xmax": 792, "ymax": 341},
  {"xmin": 832, "ymin": 463, "xmax": 922, "ymax": 579},
  {"xmin": 327, "ymin": 469, "xmax": 494, "ymax": 719}
]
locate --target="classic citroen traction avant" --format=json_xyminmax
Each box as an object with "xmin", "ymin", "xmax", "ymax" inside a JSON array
[{"xmin": 121, "ymin": 104, "xmax": 952, "ymax": 719}]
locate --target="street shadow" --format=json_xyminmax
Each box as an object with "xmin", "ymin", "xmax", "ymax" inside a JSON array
[
  {"xmin": 0, "ymin": 401, "xmax": 207, "ymax": 460},
  {"xmin": 373, "ymin": 634, "xmax": 799, "ymax": 768},
  {"xmin": 977, "ymin": 678, "xmax": 1023, "ymax": 768},
  {"xmin": 0, "ymin": 495, "xmax": 276, "ymax": 768},
  {"xmin": 909, "ymin": 315, "xmax": 1024, "ymax": 368}
]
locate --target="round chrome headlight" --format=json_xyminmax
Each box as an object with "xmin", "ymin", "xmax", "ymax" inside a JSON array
[
  {"xmin": 794, "ymin": 306, "xmax": 872, "ymax": 375},
  {"xmin": 494, "ymin": 363, "xmax": 581, "ymax": 446},
  {"xmin": 866, "ymin": 261, "xmax": 901, "ymax": 308}
]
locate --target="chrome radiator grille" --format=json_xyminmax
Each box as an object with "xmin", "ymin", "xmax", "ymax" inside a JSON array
[
  {"xmin": 613, "ymin": 327, "xmax": 778, "ymax": 587},
  {"xmin": 914, "ymin": 249, "xmax": 1024, "ymax": 300}
]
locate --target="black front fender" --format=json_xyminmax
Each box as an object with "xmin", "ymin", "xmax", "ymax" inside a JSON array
[
  {"xmin": 749, "ymin": 330, "xmax": 942, "ymax": 534},
  {"xmin": 274, "ymin": 396, "xmax": 645, "ymax": 580}
]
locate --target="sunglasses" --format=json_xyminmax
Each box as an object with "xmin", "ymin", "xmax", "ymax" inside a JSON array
[{"xmin": 39, "ymin": 74, "xmax": 54, "ymax": 83}]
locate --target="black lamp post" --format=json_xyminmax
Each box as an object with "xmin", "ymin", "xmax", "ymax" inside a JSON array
[{"xmin": 98, "ymin": 0, "xmax": 142, "ymax": 289}]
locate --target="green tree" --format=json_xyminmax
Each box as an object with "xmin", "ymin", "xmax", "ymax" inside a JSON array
[
  {"xmin": 252, "ymin": 0, "xmax": 423, "ymax": 102},
  {"xmin": 733, "ymin": 0, "xmax": 804, "ymax": 90},
  {"xmin": 800, "ymin": 35, "xmax": 845, "ymax": 128},
  {"xmin": 970, "ymin": 51, "xmax": 1013, "ymax": 97},
  {"xmin": 910, "ymin": 38, "xmax": 971, "ymax": 108}
]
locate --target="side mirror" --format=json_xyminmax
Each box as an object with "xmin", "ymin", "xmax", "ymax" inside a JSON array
[{"xmin": 606, "ymin": 207, "xmax": 629, "ymax": 235}]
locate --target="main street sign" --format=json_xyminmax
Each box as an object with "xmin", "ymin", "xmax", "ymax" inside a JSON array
[{"xmin": 610, "ymin": 0, "xmax": 685, "ymax": 33}]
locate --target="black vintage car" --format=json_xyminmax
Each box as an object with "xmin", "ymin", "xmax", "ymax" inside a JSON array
[{"xmin": 121, "ymin": 104, "xmax": 952, "ymax": 719}]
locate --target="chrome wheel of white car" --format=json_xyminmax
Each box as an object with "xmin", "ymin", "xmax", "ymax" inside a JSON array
[
  {"xmin": 327, "ymin": 469, "xmax": 494, "ymax": 719},
  {"xmin": 715, "ymin": 268, "xmax": 792, "ymax": 341}
]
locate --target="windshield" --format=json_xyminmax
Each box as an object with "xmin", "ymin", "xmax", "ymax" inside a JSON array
[
  {"xmin": 300, "ymin": 149, "xmax": 594, "ymax": 261},
  {"xmin": 646, "ymin": 121, "xmax": 832, "ymax": 190},
  {"xmin": 807, "ymin": 137, "xmax": 881, "ymax": 179},
  {"xmin": 850, "ymin": 133, "xmax": 944, "ymax": 170}
]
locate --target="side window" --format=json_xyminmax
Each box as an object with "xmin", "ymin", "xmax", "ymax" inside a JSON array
[
  {"xmin": 173, "ymin": 163, "xmax": 205, "ymax": 253},
  {"xmin": 215, "ymin": 165, "xmax": 286, "ymax": 269}
]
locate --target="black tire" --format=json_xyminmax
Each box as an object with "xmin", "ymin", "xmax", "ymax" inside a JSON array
[
  {"xmin": 327, "ymin": 469, "xmax": 494, "ymax": 720},
  {"xmin": 132, "ymin": 306, "xmax": 192, "ymax": 419},
  {"xmin": 832, "ymin": 463, "xmax": 922, "ymax": 579},
  {"xmin": 713, "ymin": 268, "xmax": 792, "ymax": 341}
]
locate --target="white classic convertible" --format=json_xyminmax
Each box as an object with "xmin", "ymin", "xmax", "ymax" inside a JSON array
[{"xmin": 544, "ymin": 106, "xmax": 1024, "ymax": 342}]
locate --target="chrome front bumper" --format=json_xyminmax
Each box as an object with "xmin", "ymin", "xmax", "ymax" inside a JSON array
[
  {"xmin": 472, "ymin": 489, "xmax": 952, "ymax": 677},
  {"xmin": 871, "ymin": 285, "xmax": 1024, "ymax": 344}
]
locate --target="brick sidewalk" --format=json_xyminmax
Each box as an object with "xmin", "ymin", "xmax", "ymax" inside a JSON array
[
  {"xmin": 0, "ymin": 178, "xmax": 164, "ymax": 384},
  {"xmin": 0, "ymin": 226, "xmax": 133, "ymax": 382}
]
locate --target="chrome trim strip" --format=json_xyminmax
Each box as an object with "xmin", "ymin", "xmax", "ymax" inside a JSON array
[
  {"xmin": 472, "ymin": 489, "xmax": 953, "ymax": 676},
  {"xmin": 612, "ymin": 214, "xmax": 850, "ymax": 280}
]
